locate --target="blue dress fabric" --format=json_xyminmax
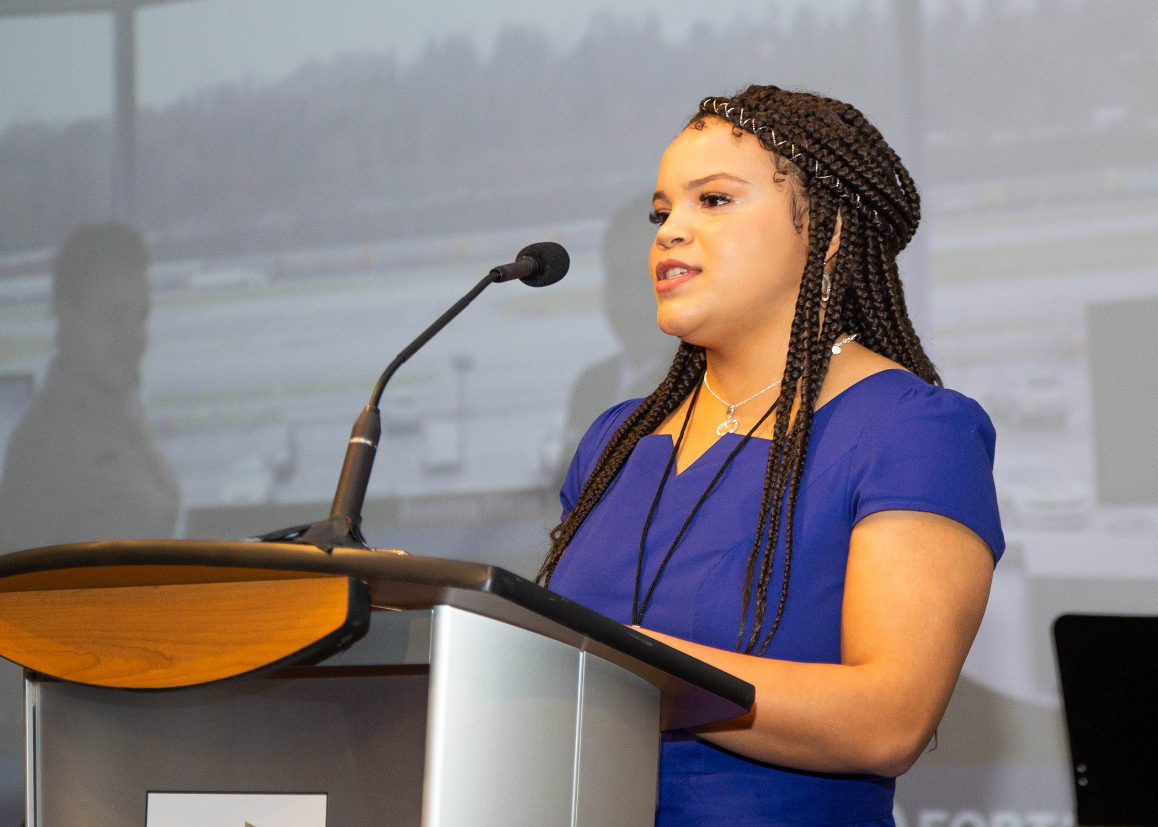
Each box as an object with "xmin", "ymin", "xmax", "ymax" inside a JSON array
[{"xmin": 549, "ymin": 369, "xmax": 1004, "ymax": 827}]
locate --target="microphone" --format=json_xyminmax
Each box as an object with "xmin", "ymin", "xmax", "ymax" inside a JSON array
[
  {"xmin": 259, "ymin": 242, "xmax": 570, "ymax": 551},
  {"xmin": 489, "ymin": 242, "xmax": 570, "ymax": 287}
]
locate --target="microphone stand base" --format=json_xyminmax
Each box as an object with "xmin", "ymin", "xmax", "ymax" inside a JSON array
[{"xmin": 256, "ymin": 514, "xmax": 369, "ymax": 552}]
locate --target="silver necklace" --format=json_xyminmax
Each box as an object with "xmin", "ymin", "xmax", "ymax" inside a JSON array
[
  {"xmin": 702, "ymin": 333, "xmax": 858, "ymax": 437},
  {"xmin": 829, "ymin": 333, "xmax": 858, "ymax": 355},
  {"xmin": 703, "ymin": 374, "xmax": 782, "ymax": 436}
]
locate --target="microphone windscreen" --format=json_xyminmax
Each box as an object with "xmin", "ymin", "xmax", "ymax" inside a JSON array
[{"xmin": 516, "ymin": 242, "xmax": 570, "ymax": 287}]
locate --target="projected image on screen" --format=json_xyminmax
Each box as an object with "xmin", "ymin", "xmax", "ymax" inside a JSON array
[{"xmin": 4, "ymin": 0, "xmax": 1158, "ymax": 824}]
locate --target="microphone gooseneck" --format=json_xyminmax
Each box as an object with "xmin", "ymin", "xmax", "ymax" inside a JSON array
[
  {"xmin": 368, "ymin": 271, "xmax": 499, "ymax": 409},
  {"xmin": 259, "ymin": 241, "xmax": 570, "ymax": 551}
]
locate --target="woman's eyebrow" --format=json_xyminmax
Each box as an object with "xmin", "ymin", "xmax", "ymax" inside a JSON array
[
  {"xmin": 686, "ymin": 172, "xmax": 750, "ymax": 189},
  {"xmin": 653, "ymin": 172, "xmax": 751, "ymax": 202}
]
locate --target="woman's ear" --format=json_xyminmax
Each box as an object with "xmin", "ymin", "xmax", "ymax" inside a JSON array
[{"xmin": 825, "ymin": 211, "xmax": 843, "ymax": 265}]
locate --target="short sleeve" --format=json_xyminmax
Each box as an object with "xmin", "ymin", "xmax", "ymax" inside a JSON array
[
  {"xmin": 559, "ymin": 399, "xmax": 644, "ymax": 519},
  {"xmin": 850, "ymin": 384, "xmax": 1005, "ymax": 562}
]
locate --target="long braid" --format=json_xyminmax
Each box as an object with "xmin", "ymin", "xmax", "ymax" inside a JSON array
[
  {"xmin": 735, "ymin": 196, "xmax": 826, "ymax": 648},
  {"xmin": 743, "ymin": 184, "xmax": 839, "ymax": 652},
  {"xmin": 540, "ymin": 85, "xmax": 940, "ymax": 652},
  {"xmin": 537, "ymin": 341, "xmax": 706, "ymax": 586}
]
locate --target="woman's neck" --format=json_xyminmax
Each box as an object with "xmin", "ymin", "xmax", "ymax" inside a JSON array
[
  {"xmin": 700, "ymin": 292, "xmax": 841, "ymax": 402},
  {"xmin": 701, "ymin": 323, "xmax": 792, "ymax": 404}
]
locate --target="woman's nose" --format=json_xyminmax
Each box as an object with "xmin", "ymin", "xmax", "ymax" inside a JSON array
[{"xmin": 655, "ymin": 218, "xmax": 688, "ymax": 250}]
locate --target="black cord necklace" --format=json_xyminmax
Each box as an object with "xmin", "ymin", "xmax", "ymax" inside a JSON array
[{"xmin": 631, "ymin": 380, "xmax": 780, "ymax": 627}]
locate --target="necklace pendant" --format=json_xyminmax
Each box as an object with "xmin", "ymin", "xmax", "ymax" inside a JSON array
[
  {"xmin": 716, "ymin": 404, "xmax": 738, "ymax": 436},
  {"xmin": 716, "ymin": 415, "xmax": 738, "ymax": 437},
  {"xmin": 832, "ymin": 344, "xmax": 842, "ymax": 354}
]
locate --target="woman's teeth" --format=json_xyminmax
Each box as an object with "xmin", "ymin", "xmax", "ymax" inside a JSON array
[{"xmin": 664, "ymin": 267, "xmax": 689, "ymax": 279}]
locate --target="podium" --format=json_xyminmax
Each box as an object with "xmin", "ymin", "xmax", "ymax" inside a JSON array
[{"xmin": 0, "ymin": 540, "xmax": 753, "ymax": 827}]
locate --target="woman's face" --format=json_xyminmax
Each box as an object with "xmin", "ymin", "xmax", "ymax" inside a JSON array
[{"xmin": 649, "ymin": 118, "xmax": 810, "ymax": 351}]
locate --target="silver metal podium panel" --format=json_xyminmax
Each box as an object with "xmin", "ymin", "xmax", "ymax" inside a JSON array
[
  {"xmin": 27, "ymin": 672, "xmax": 429, "ymax": 827},
  {"xmin": 573, "ymin": 652, "xmax": 660, "ymax": 827},
  {"xmin": 423, "ymin": 606, "xmax": 660, "ymax": 827},
  {"xmin": 424, "ymin": 605, "xmax": 581, "ymax": 827},
  {"xmin": 24, "ymin": 606, "xmax": 662, "ymax": 827}
]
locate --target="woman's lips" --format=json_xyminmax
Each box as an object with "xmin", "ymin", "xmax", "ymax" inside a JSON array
[
  {"xmin": 656, "ymin": 271, "xmax": 696, "ymax": 292},
  {"xmin": 655, "ymin": 260, "xmax": 700, "ymax": 292}
]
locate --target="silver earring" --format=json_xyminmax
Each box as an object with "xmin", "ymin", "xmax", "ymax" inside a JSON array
[{"xmin": 821, "ymin": 272, "xmax": 832, "ymax": 303}]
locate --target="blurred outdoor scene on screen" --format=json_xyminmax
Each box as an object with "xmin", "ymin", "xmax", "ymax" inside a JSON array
[{"xmin": 2, "ymin": 0, "xmax": 1157, "ymax": 824}]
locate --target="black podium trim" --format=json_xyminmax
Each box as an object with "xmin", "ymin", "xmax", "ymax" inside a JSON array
[{"xmin": 0, "ymin": 541, "xmax": 754, "ymax": 727}]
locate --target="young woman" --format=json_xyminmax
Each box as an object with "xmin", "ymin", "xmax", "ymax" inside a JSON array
[{"xmin": 540, "ymin": 86, "xmax": 1003, "ymax": 827}]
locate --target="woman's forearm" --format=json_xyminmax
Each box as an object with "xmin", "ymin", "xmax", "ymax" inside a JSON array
[
  {"xmin": 635, "ymin": 628, "xmax": 940, "ymax": 776},
  {"xmin": 636, "ymin": 511, "xmax": 994, "ymax": 777}
]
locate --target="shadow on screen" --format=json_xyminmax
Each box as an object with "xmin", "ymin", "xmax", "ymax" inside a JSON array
[{"xmin": 554, "ymin": 192, "xmax": 677, "ymax": 492}]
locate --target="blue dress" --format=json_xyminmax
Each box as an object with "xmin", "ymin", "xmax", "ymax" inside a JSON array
[{"xmin": 549, "ymin": 369, "xmax": 1004, "ymax": 827}]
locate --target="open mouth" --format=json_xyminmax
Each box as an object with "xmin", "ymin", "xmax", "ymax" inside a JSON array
[{"xmin": 656, "ymin": 260, "xmax": 700, "ymax": 290}]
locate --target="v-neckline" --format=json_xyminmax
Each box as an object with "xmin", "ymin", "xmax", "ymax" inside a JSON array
[
  {"xmin": 652, "ymin": 429, "xmax": 739, "ymax": 478},
  {"xmin": 649, "ymin": 368, "xmax": 910, "ymax": 477}
]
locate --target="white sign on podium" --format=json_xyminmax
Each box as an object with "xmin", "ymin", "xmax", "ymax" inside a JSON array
[{"xmin": 145, "ymin": 792, "xmax": 327, "ymax": 827}]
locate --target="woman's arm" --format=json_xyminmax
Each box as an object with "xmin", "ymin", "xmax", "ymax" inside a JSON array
[{"xmin": 634, "ymin": 509, "xmax": 993, "ymax": 777}]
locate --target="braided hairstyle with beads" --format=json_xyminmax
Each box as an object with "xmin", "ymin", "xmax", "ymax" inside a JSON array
[{"xmin": 537, "ymin": 85, "xmax": 940, "ymax": 655}]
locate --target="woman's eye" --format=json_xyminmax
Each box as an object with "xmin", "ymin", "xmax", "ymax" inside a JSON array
[
  {"xmin": 701, "ymin": 193, "xmax": 732, "ymax": 208},
  {"xmin": 648, "ymin": 209, "xmax": 667, "ymax": 225}
]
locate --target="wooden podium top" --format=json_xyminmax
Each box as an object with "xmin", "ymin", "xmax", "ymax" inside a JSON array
[{"xmin": 0, "ymin": 540, "xmax": 753, "ymax": 730}]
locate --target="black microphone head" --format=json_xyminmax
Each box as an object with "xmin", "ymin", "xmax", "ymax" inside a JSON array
[{"xmin": 516, "ymin": 242, "xmax": 569, "ymax": 287}]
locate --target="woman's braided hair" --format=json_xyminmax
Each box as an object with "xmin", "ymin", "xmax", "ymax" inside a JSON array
[{"xmin": 537, "ymin": 85, "xmax": 940, "ymax": 654}]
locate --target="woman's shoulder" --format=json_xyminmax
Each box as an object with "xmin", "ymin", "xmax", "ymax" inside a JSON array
[
  {"xmin": 822, "ymin": 342, "xmax": 988, "ymax": 426},
  {"xmin": 826, "ymin": 370, "xmax": 1004, "ymax": 560},
  {"xmin": 816, "ymin": 369, "xmax": 998, "ymax": 490},
  {"xmin": 559, "ymin": 398, "xmax": 646, "ymax": 515},
  {"xmin": 825, "ymin": 369, "xmax": 992, "ymax": 438},
  {"xmin": 583, "ymin": 397, "xmax": 645, "ymax": 448},
  {"xmin": 851, "ymin": 370, "xmax": 994, "ymax": 448}
]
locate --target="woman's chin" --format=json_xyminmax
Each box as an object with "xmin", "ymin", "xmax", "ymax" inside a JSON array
[
  {"xmin": 655, "ymin": 313, "xmax": 693, "ymax": 341},
  {"xmin": 656, "ymin": 315, "xmax": 712, "ymax": 348}
]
